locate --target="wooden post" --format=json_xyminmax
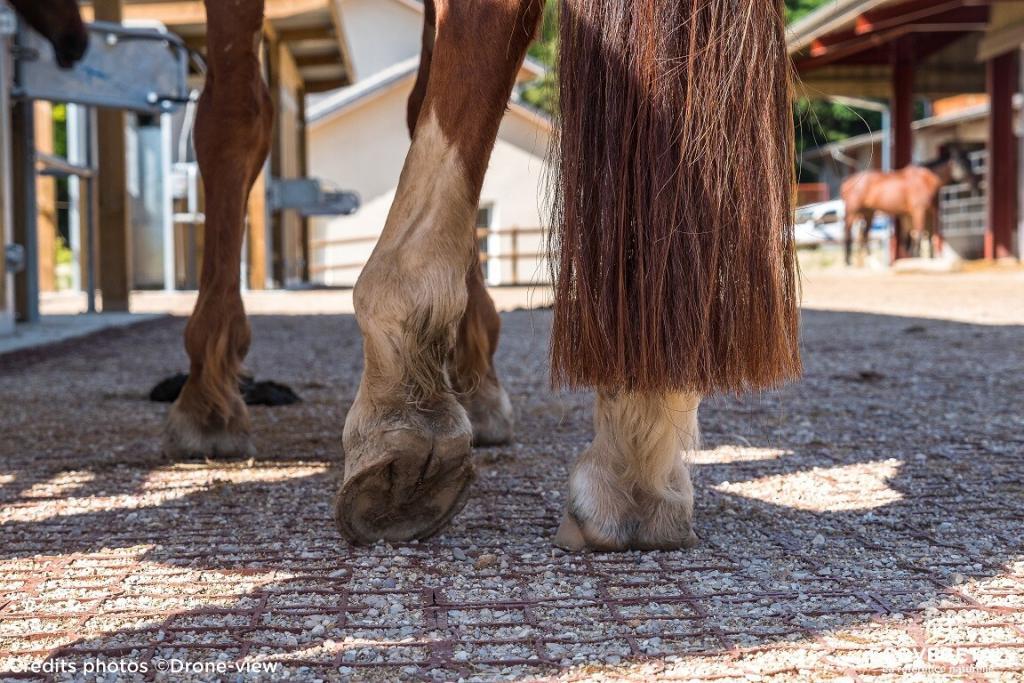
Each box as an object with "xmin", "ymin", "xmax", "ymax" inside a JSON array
[
  {"xmin": 985, "ymin": 51, "xmax": 1019, "ymax": 261},
  {"xmin": 245, "ymin": 28, "xmax": 271, "ymax": 291},
  {"xmin": 890, "ymin": 37, "xmax": 915, "ymax": 263},
  {"xmin": 95, "ymin": 0, "xmax": 132, "ymax": 311},
  {"xmin": 510, "ymin": 228, "xmax": 519, "ymax": 286},
  {"xmin": 266, "ymin": 33, "xmax": 304, "ymax": 287},
  {"xmin": 35, "ymin": 102, "xmax": 56, "ymax": 293},
  {"xmin": 1019, "ymin": 47, "xmax": 1024, "ymax": 262},
  {"xmin": 247, "ymin": 166, "xmax": 268, "ymax": 290}
]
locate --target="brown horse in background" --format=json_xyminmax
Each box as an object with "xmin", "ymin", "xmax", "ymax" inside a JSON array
[
  {"xmin": 841, "ymin": 147, "xmax": 978, "ymax": 264},
  {"xmin": 18, "ymin": 0, "xmax": 800, "ymax": 551}
]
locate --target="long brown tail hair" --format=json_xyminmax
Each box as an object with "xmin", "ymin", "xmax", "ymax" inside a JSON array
[{"xmin": 550, "ymin": 0, "xmax": 801, "ymax": 395}]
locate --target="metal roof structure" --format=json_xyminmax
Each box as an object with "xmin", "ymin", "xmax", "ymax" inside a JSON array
[{"xmin": 787, "ymin": 0, "xmax": 1002, "ymax": 98}]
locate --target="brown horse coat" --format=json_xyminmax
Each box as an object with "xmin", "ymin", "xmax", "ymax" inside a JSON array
[
  {"xmin": 17, "ymin": 0, "xmax": 801, "ymax": 552},
  {"xmin": 841, "ymin": 166, "xmax": 942, "ymax": 220},
  {"xmin": 840, "ymin": 164, "xmax": 948, "ymax": 262}
]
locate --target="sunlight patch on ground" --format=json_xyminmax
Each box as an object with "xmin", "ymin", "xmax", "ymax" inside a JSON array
[
  {"xmin": 138, "ymin": 462, "xmax": 330, "ymax": 492},
  {"xmin": 0, "ymin": 551, "xmax": 296, "ymax": 674},
  {"xmin": 17, "ymin": 471, "xmax": 96, "ymax": 499},
  {"xmin": 714, "ymin": 459, "xmax": 904, "ymax": 511},
  {"xmin": 691, "ymin": 445, "xmax": 787, "ymax": 465},
  {"xmin": 0, "ymin": 464, "xmax": 328, "ymax": 524}
]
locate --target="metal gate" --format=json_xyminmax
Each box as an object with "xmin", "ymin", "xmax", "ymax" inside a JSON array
[{"xmin": 938, "ymin": 150, "xmax": 987, "ymax": 242}]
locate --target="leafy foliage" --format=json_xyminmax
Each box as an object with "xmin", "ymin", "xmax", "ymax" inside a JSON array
[
  {"xmin": 785, "ymin": 0, "xmax": 828, "ymax": 23},
  {"xmin": 520, "ymin": 0, "xmax": 557, "ymax": 113}
]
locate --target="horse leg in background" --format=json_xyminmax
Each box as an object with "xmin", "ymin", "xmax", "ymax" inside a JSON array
[
  {"xmin": 857, "ymin": 210, "xmax": 875, "ymax": 266},
  {"xmin": 406, "ymin": 1, "xmax": 514, "ymax": 447},
  {"xmin": 923, "ymin": 206, "xmax": 941, "ymax": 258},
  {"xmin": 551, "ymin": 0, "xmax": 800, "ymax": 550},
  {"xmin": 843, "ymin": 210, "xmax": 856, "ymax": 266},
  {"xmin": 909, "ymin": 208, "xmax": 928, "ymax": 258},
  {"xmin": 336, "ymin": 0, "xmax": 542, "ymax": 543},
  {"xmin": 164, "ymin": 0, "xmax": 272, "ymax": 458},
  {"xmin": 894, "ymin": 215, "xmax": 908, "ymax": 258}
]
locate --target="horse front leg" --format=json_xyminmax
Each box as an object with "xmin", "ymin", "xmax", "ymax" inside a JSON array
[
  {"xmin": 858, "ymin": 210, "xmax": 875, "ymax": 267},
  {"xmin": 163, "ymin": 0, "xmax": 272, "ymax": 458},
  {"xmin": 406, "ymin": 1, "xmax": 513, "ymax": 447},
  {"xmin": 844, "ymin": 212, "xmax": 856, "ymax": 266},
  {"xmin": 335, "ymin": 0, "xmax": 542, "ymax": 543},
  {"xmin": 909, "ymin": 208, "xmax": 928, "ymax": 258}
]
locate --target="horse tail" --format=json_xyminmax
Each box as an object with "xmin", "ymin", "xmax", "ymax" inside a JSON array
[{"xmin": 550, "ymin": 0, "xmax": 801, "ymax": 395}]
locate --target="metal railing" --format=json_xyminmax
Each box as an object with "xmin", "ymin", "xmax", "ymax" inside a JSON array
[
  {"xmin": 36, "ymin": 147, "xmax": 100, "ymax": 313},
  {"xmin": 310, "ymin": 226, "xmax": 549, "ymax": 285},
  {"xmin": 938, "ymin": 150, "xmax": 988, "ymax": 239}
]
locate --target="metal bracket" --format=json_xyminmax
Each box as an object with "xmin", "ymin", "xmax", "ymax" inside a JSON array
[
  {"xmin": 268, "ymin": 178, "xmax": 361, "ymax": 217},
  {"xmin": 12, "ymin": 21, "xmax": 191, "ymax": 113},
  {"xmin": 0, "ymin": 6, "xmax": 16, "ymax": 37},
  {"xmin": 5, "ymin": 244, "xmax": 25, "ymax": 274}
]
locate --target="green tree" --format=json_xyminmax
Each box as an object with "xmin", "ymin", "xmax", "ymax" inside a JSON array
[
  {"xmin": 786, "ymin": 0, "xmax": 884, "ymax": 177},
  {"xmin": 785, "ymin": 0, "xmax": 829, "ymax": 23},
  {"xmin": 520, "ymin": 0, "xmax": 557, "ymax": 113}
]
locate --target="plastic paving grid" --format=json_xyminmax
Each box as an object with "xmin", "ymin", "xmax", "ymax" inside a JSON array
[{"xmin": 1, "ymin": 308, "xmax": 1024, "ymax": 681}]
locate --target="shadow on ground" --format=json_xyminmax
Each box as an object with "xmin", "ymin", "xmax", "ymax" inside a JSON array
[{"xmin": 1, "ymin": 309, "xmax": 1022, "ymax": 679}]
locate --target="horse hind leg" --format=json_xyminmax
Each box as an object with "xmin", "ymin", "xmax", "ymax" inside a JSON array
[
  {"xmin": 452, "ymin": 265, "xmax": 514, "ymax": 445},
  {"xmin": 552, "ymin": 1, "xmax": 798, "ymax": 550},
  {"xmin": 554, "ymin": 392, "xmax": 700, "ymax": 551},
  {"xmin": 336, "ymin": 0, "xmax": 542, "ymax": 543},
  {"xmin": 163, "ymin": 0, "xmax": 271, "ymax": 458},
  {"xmin": 909, "ymin": 208, "xmax": 928, "ymax": 257}
]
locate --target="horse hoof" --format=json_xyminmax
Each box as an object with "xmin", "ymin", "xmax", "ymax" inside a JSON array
[
  {"xmin": 554, "ymin": 459, "xmax": 698, "ymax": 552},
  {"xmin": 461, "ymin": 377, "xmax": 514, "ymax": 447},
  {"xmin": 553, "ymin": 508, "xmax": 699, "ymax": 552},
  {"xmin": 337, "ymin": 394, "xmax": 474, "ymax": 543},
  {"xmin": 163, "ymin": 399, "xmax": 255, "ymax": 460}
]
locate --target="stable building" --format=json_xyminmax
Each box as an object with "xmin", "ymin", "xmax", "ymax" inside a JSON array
[
  {"xmin": 306, "ymin": 0, "xmax": 552, "ymax": 287},
  {"xmin": 789, "ymin": 0, "xmax": 1024, "ymax": 262}
]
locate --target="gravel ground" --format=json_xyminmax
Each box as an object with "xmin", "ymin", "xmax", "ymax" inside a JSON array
[{"xmin": 1, "ymin": 271, "xmax": 1023, "ymax": 681}]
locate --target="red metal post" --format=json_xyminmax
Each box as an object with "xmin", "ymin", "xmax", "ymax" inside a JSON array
[
  {"xmin": 985, "ymin": 51, "xmax": 1019, "ymax": 261},
  {"xmin": 890, "ymin": 37, "xmax": 915, "ymax": 262}
]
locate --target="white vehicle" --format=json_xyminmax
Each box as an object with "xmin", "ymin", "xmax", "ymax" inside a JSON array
[
  {"xmin": 793, "ymin": 200, "xmax": 845, "ymax": 246},
  {"xmin": 794, "ymin": 200, "xmax": 889, "ymax": 246}
]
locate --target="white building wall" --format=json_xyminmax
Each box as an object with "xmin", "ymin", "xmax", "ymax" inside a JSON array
[
  {"xmin": 480, "ymin": 117, "xmax": 551, "ymax": 286},
  {"xmin": 309, "ymin": 76, "xmax": 552, "ymax": 287},
  {"xmin": 339, "ymin": 0, "xmax": 423, "ymax": 81}
]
